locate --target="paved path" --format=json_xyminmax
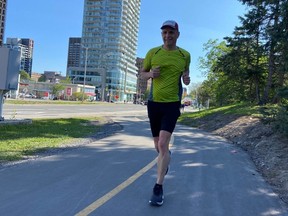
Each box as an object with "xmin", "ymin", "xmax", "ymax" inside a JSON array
[{"xmin": 0, "ymin": 114, "xmax": 287, "ymax": 216}]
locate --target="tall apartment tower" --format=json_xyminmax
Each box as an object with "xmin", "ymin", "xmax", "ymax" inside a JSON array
[
  {"xmin": 20, "ymin": 38, "xmax": 34, "ymax": 75},
  {"xmin": 67, "ymin": 0, "xmax": 141, "ymax": 102},
  {"xmin": 5, "ymin": 38, "xmax": 34, "ymax": 76},
  {"xmin": 67, "ymin": 37, "xmax": 81, "ymax": 68},
  {"xmin": 135, "ymin": 57, "xmax": 148, "ymax": 102},
  {"xmin": 0, "ymin": 0, "xmax": 7, "ymax": 46}
]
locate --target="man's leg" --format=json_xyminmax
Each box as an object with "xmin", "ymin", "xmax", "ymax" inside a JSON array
[
  {"xmin": 153, "ymin": 137, "xmax": 159, "ymax": 153},
  {"xmin": 149, "ymin": 102, "xmax": 179, "ymax": 206},
  {"xmin": 156, "ymin": 130, "xmax": 171, "ymax": 185},
  {"xmin": 150, "ymin": 131, "xmax": 171, "ymax": 206}
]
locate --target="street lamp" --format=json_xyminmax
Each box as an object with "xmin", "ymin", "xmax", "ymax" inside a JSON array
[
  {"xmin": 121, "ymin": 52, "xmax": 128, "ymax": 102},
  {"xmin": 101, "ymin": 68, "xmax": 106, "ymax": 102},
  {"xmin": 101, "ymin": 52, "xmax": 113, "ymax": 102},
  {"xmin": 72, "ymin": 77, "xmax": 76, "ymax": 84},
  {"xmin": 81, "ymin": 44, "xmax": 88, "ymax": 102}
]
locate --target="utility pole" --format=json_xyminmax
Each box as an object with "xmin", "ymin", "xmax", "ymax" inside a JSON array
[{"xmin": 81, "ymin": 45, "xmax": 88, "ymax": 102}]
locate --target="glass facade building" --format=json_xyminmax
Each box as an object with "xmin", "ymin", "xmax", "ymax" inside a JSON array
[
  {"xmin": 5, "ymin": 38, "xmax": 34, "ymax": 76},
  {"xmin": 0, "ymin": 0, "xmax": 7, "ymax": 46},
  {"xmin": 67, "ymin": 0, "xmax": 141, "ymax": 102},
  {"xmin": 67, "ymin": 37, "xmax": 81, "ymax": 69}
]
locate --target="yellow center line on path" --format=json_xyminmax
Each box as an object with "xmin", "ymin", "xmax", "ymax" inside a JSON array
[{"xmin": 75, "ymin": 157, "xmax": 158, "ymax": 216}]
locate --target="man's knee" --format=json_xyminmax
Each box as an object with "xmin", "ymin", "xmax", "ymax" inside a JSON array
[{"xmin": 157, "ymin": 140, "xmax": 169, "ymax": 153}]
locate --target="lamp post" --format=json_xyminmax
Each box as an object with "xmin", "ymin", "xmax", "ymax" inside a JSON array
[
  {"xmin": 122, "ymin": 52, "xmax": 128, "ymax": 102},
  {"xmin": 101, "ymin": 52, "xmax": 113, "ymax": 102},
  {"xmin": 81, "ymin": 45, "xmax": 88, "ymax": 102},
  {"xmin": 101, "ymin": 69, "xmax": 106, "ymax": 102},
  {"xmin": 72, "ymin": 77, "xmax": 76, "ymax": 84}
]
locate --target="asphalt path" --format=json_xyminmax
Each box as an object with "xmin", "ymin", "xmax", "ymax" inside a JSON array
[{"xmin": 0, "ymin": 104, "xmax": 287, "ymax": 215}]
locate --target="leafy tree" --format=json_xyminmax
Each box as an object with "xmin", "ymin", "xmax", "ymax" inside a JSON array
[
  {"xmin": 51, "ymin": 83, "xmax": 65, "ymax": 99},
  {"xmin": 198, "ymin": 39, "xmax": 234, "ymax": 106},
  {"xmin": 71, "ymin": 92, "xmax": 88, "ymax": 101},
  {"xmin": 237, "ymin": 0, "xmax": 288, "ymax": 104},
  {"xmin": 272, "ymin": 0, "xmax": 288, "ymax": 103},
  {"xmin": 38, "ymin": 74, "xmax": 46, "ymax": 82},
  {"xmin": 20, "ymin": 70, "xmax": 31, "ymax": 82},
  {"xmin": 60, "ymin": 76, "xmax": 72, "ymax": 84}
]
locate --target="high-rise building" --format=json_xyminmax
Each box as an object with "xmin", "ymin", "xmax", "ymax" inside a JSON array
[
  {"xmin": 0, "ymin": 0, "xmax": 7, "ymax": 46},
  {"xmin": 67, "ymin": 0, "xmax": 141, "ymax": 102},
  {"xmin": 20, "ymin": 38, "xmax": 34, "ymax": 75},
  {"xmin": 135, "ymin": 57, "xmax": 148, "ymax": 102},
  {"xmin": 5, "ymin": 38, "xmax": 34, "ymax": 76},
  {"xmin": 67, "ymin": 37, "xmax": 81, "ymax": 68}
]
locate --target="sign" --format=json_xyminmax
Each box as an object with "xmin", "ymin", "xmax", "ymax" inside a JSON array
[{"xmin": 66, "ymin": 87, "xmax": 72, "ymax": 96}]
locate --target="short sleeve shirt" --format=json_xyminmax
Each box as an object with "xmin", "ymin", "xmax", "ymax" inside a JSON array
[{"xmin": 143, "ymin": 46, "xmax": 190, "ymax": 102}]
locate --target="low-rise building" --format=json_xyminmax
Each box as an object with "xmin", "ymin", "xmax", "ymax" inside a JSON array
[{"xmin": 17, "ymin": 81, "xmax": 95, "ymax": 101}]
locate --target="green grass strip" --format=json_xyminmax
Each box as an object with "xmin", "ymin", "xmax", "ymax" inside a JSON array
[{"xmin": 0, "ymin": 117, "xmax": 103, "ymax": 162}]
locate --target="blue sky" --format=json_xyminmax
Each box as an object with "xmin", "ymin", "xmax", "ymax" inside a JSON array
[{"xmin": 5, "ymin": 0, "xmax": 246, "ymax": 83}]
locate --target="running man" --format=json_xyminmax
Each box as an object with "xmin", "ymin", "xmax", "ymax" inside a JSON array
[{"xmin": 140, "ymin": 20, "xmax": 191, "ymax": 206}]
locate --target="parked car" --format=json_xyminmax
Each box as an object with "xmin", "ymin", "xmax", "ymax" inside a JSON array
[
  {"xmin": 25, "ymin": 93, "xmax": 37, "ymax": 98},
  {"xmin": 3, "ymin": 93, "xmax": 10, "ymax": 99}
]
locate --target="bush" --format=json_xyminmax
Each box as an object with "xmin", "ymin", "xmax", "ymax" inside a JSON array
[
  {"xmin": 259, "ymin": 105, "xmax": 288, "ymax": 137},
  {"xmin": 259, "ymin": 106, "xmax": 278, "ymax": 124},
  {"xmin": 274, "ymin": 106, "xmax": 288, "ymax": 136},
  {"xmin": 71, "ymin": 92, "xmax": 88, "ymax": 101},
  {"xmin": 273, "ymin": 87, "xmax": 288, "ymax": 136}
]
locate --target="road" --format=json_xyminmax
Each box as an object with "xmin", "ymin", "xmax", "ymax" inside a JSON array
[
  {"xmin": 2, "ymin": 102, "xmax": 147, "ymax": 119},
  {"xmin": 0, "ymin": 104, "xmax": 287, "ymax": 216}
]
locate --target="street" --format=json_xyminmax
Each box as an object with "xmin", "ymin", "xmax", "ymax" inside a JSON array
[
  {"xmin": 0, "ymin": 104, "xmax": 287, "ymax": 215},
  {"xmin": 2, "ymin": 102, "xmax": 147, "ymax": 119}
]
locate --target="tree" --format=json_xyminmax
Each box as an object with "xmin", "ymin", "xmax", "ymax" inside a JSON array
[
  {"xmin": 198, "ymin": 39, "xmax": 235, "ymax": 106},
  {"xmin": 198, "ymin": 0, "xmax": 288, "ymax": 107},
  {"xmin": 51, "ymin": 83, "xmax": 65, "ymax": 99},
  {"xmin": 19, "ymin": 70, "xmax": 31, "ymax": 82},
  {"xmin": 38, "ymin": 74, "xmax": 46, "ymax": 82},
  {"xmin": 71, "ymin": 92, "xmax": 88, "ymax": 101},
  {"xmin": 237, "ymin": 0, "xmax": 288, "ymax": 104},
  {"xmin": 60, "ymin": 76, "xmax": 72, "ymax": 84}
]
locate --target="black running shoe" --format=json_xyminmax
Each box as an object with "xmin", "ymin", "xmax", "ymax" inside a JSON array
[
  {"xmin": 149, "ymin": 184, "xmax": 164, "ymax": 206},
  {"xmin": 165, "ymin": 150, "xmax": 172, "ymax": 175}
]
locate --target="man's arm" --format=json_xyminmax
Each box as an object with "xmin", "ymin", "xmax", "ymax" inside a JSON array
[
  {"xmin": 140, "ymin": 66, "xmax": 161, "ymax": 80},
  {"xmin": 140, "ymin": 68, "xmax": 152, "ymax": 80},
  {"xmin": 182, "ymin": 69, "xmax": 190, "ymax": 85}
]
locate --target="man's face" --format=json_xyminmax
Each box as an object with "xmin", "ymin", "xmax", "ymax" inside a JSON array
[{"xmin": 161, "ymin": 27, "xmax": 179, "ymax": 47}]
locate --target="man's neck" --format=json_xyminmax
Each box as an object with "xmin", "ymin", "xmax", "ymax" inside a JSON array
[{"xmin": 162, "ymin": 45, "xmax": 178, "ymax": 51}]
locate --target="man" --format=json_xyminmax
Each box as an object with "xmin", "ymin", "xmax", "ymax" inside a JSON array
[{"xmin": 140, "ymin": 20, "xmax": 191, "ymax": 206}]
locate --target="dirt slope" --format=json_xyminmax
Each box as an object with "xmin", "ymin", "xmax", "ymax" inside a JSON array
[{"xmin": 192, "ymin": 114, "xmax": 288, "ymax": 205}]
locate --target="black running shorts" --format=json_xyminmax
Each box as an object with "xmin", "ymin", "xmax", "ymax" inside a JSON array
[{"xmin": 147, "ymin": 101, "xmax": 181, "ymax": 137}]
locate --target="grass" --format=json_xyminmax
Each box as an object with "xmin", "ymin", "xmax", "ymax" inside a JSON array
[
  {"xmin": 178, "ymin": 103, "xmax": 262, "ymax": 127},
  {"xmin": 0, "ymin": 117, "xmax": 104, "ymax": 162}
]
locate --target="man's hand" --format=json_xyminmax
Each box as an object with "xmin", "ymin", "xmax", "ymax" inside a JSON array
[
  {"xmin": 150, "ymin": 66, "xmax": 160, "ymax": 78},
  {"xmin": 182, "ymin": 72, "xmax": 190, "ymax": 85}
]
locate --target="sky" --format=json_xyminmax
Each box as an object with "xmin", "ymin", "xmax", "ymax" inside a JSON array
[{"xmin": 5, "ymin": 0, "xmax": 247, "ymax": 83}]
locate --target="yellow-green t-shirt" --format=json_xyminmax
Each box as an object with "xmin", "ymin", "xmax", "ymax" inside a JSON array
[{"xmin": 143, "ymin": 46, "xmax": 190, "ymax": 102}]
